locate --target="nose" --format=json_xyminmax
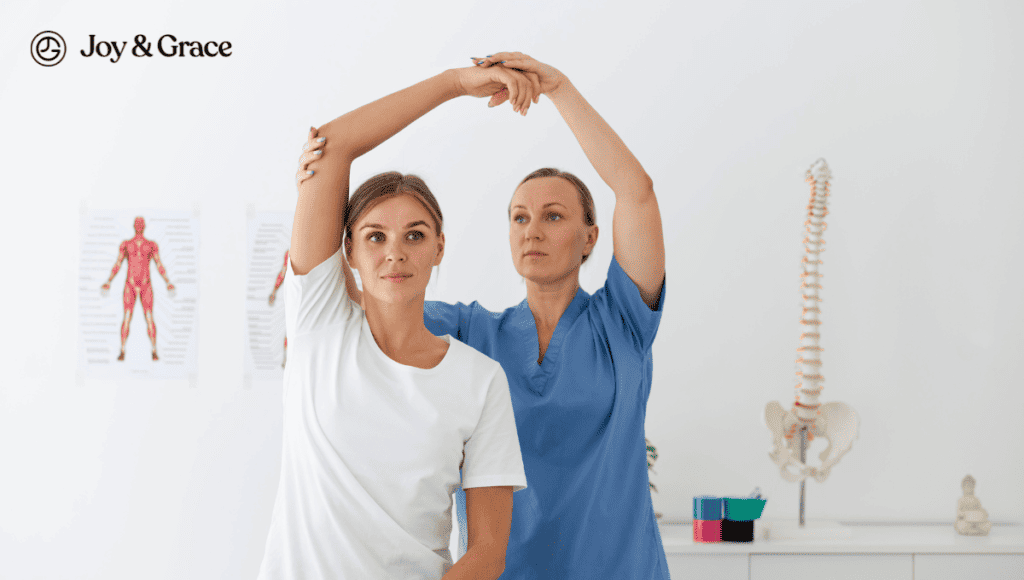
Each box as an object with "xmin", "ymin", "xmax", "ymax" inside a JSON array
[
  {"xmin": 384, "ymin": 239, "xmax": 407, "ymax": 262},
  {"xmin": 523, "ymin": 219, "xmax": 543, "ymax": 241}
]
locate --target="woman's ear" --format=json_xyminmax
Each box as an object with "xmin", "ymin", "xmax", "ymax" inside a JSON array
[
  {"xmin": 583, "ymin": 225, "xmax": 599, "ymax": 257},
  {"xmin": 434, "ymin": 231, "xmax": 445, "ymax": 266}
]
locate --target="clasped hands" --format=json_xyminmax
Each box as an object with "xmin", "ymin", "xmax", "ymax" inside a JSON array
[
  {"xmin": 295, "ymin": 52, "xmax": 565, "ymax": 186},
  {"xmin": 458, "ymin": 51, "xmax": 565, "ymax": 115}
]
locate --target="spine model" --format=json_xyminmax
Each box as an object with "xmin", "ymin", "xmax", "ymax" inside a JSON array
[
  {"xmin": 792, "ymin": 160, "xmax": 831, "ymax": 441},
  {"xmin": 765, "ymin": 159, "xmax": 859, "ymax": 484}
]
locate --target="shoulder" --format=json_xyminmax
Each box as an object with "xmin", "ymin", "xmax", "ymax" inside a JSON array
[
  {"xmin": 424, "ymin": 299, "xmax": 512, "ymax": 342},
  {"xmin": 595, "ymin": 255, "xmax": 665, "ymax": 311},
  {"xmin": 586, "ymin": 255, "xmax": 666, "ymax": 351},
  {"xmin": 441, "ymin": 340, "xmax": 506, "ymax": 388},
  {"xmin": 445, "ymin": 338, "xmax": 501, "ymax": 370},
  {"xmin": 425, "ymin": 299, "xmax": 502, "ymax": 318}
]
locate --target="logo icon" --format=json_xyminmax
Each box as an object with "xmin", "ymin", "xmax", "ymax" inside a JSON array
[{"xmin": 31, "ymin": 31, "xmax": 66, "ymax": 67}]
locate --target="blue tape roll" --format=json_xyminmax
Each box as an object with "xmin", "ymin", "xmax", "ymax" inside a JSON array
[{"xmin": 693, "ymin": 496, "xmax": 723, "ymax": 520}]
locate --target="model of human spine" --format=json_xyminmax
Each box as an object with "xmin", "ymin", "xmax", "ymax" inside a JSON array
[{"xmin": 765, "ymin": 159, "xmax": 859, "ymax": 483}]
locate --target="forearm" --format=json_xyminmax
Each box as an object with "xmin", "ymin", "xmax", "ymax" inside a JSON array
[
  {"xmin": 441, "ymin": 542, "xmax": 505, "ymax": 580},
  {"xmin": 107, "ymin": 258, "xmax": 122, "ymax": 282},
  {"xmin": 319, "ymin": 69, "xmax": 463, "ymax": 160},
  {"xmin": 548, "ymin": 81, "xmax": 653, "ymax": 199}
]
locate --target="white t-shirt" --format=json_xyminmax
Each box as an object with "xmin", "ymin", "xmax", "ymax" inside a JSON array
[{"xmin": 257, "ymin": 249, "xmax": 527, "ymax": 580}]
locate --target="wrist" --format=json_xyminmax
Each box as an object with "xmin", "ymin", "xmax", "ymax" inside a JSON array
[
  {"xmin": 444, "ymin": 68, "xmax": 467, "ymax": 98},
  {"xmin": 546, "ymin": 78, "xmax": 574, "ymax": 101}
]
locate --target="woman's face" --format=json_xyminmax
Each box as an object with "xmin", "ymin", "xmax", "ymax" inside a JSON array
[
  {"xmin": 347, "ymin": 194, "xmax": 444, "ymax": 305},
  {"xmin": 509, "ymin": 177, "xmax": 597, "ymax": 285}
]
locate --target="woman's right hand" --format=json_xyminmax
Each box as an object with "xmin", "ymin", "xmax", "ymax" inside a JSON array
[
  {"xmin": 454, "ymin": 65, "xmax": 537, "ymax": 116},
  {"xmin": 295, "ymin": 126, "xmax": 325, "ymax": 187}
]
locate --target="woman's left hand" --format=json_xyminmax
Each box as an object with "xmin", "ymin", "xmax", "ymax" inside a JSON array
[
  {"xmin": 296, "ymin": 126, "xmax": 324, "ymax": 187},
  {"xmin": 471, "ymin": 52, "xmax": 567, "ymax": 106}
]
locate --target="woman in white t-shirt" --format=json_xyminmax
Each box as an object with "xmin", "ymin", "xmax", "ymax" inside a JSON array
[{"xmin": 257, "ymin": 64, "xmax": 539, "ymax": 580}]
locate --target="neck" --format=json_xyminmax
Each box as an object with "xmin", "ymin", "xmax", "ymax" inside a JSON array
[
  {"xmin": 524, "ymin": 269, "xmax": 581, "ymax": 330},
  {"xmin": 361, "ymin": 293, "xmax": 432, "ymax": 356}
]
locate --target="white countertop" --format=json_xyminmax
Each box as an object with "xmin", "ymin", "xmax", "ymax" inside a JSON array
[{"xmin": 658, "ymin": 520, "xmax": 1024, "ymax": 554}]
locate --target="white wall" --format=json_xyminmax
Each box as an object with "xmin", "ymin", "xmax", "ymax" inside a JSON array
[{"xmin": 2, "ymin": 0, "xmax": 1023, "ymax": 578}]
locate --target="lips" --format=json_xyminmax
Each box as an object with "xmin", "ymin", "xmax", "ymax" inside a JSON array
[
  {"xmin": 382, "ymin": 273, "xmax": 412, "ymax": 280},
  {"xmin": 523, "ymin": 251, "xmax": 547, "ymax": 257}
]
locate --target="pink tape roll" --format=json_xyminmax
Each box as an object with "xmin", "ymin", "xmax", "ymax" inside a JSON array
[{"xmin": 693, "ymin": 519, "xmax": 722, "ymax": 543}]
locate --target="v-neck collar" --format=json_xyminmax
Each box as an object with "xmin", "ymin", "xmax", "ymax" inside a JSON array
[{"xmin": 510, "ymin": 286, "xmax": 590, "ymax": 390}]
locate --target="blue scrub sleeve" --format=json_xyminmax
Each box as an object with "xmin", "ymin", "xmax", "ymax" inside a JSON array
[
  {"xmin": 595, "ymin": 255, "xmax": 666, "ymax": 352},
  {"xmin": 423, "ymin": 300, "xmax": 472, "ymax": 342}
]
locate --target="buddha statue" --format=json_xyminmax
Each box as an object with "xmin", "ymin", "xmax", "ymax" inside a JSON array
[{"xmin": 955, "ymin": 474, "xmax": 992, "ymax": 536}]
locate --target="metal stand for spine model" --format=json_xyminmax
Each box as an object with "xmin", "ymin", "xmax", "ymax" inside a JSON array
[{"xmin": 764, "ymin": 159, "xmax": 860, "ymax": 528}]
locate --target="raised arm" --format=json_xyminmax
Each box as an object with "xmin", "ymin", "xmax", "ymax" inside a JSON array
[
  {"xmin": 442, "ymin": 486, "xmax": 513, "ymax": 580},
  {"xmin": 291, "ymin": 66, "xmax": 537, "ymax": 276},
  {"xmin": 478, "ymin": 53, "xmax": 666, "ymax": 308}
]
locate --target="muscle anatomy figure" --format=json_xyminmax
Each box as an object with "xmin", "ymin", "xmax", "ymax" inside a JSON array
[
  {"xmin": 268, "ymin": 249, "xmax": 289, "ymax": 367},
  {"xmin": 101, "ymin": 217, "xmax": 175, "ymax": 361}
]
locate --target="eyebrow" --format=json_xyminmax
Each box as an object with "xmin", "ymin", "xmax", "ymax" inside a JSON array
[
  {"xmin": 511, "ymin": 203, "xmax": 568, "ymax": 211},
  {"xmin": 360, "ymin": 220, "xmax": 429, "ymax": 230}
]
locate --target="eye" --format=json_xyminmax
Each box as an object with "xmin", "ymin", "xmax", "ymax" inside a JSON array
[
  {"xmin": 548, "ymin": 213, "xmax": 562, "ymax": 221},
  {"xmin": 406, "ymin": 230, "xmax": 425, "ymax": 241},
  {"xmin": 367, "ymin": 232, "xmax": 384, "ymax": 243},
  {"xmin": 513, "ymin": 214, "xmax": 527, "ymax": 224}
]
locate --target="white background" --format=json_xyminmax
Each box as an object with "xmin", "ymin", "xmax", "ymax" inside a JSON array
[{"xmin": 1, "ymin": 0, "xmax": 1023, "ymax": 578}]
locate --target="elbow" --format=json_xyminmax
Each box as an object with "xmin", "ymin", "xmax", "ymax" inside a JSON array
[
  {"xmin": 639, "ymin": 172, "xmax": 655, "ymax": 200},
  {"xmin": 620, "ymin": 171, "xmax": 655, "ymax": 203},
  {"xmin": 313, "ymin": 121, "xmax": 358, "ymax": 160},
  {"xmin": 488, "ymin": 554, "xmax": 506, "ymax": 580},
  {"xmin": 471, "ymin": 540, "xmax": 507, "ymax": 580}
]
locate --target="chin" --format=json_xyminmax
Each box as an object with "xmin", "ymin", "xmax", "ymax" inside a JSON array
[
  {"xmin": 367, "ymin": 283, "xmax": 427, "ymax": 303},
  {"xmin": 518, "ymin": 261, "xmax": 571, "ymax": 284}
]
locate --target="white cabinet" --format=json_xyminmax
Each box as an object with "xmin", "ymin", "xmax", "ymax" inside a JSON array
[
  {"xmin": 751, "ymin": 554, "xmax": 911, "ymax": 580},
  {"xmin": 666, "ymin": 555, "xmax": 748, "ymax": 579},
  {"xmin": 658, "ymin": 522, "xmax": 1024, "ymax": 580},
  {"xmin": 914, "ymin": 554, "xmax": 1024, "ymax": 580}
]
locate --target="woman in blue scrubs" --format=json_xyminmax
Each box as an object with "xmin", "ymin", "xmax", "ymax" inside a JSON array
[{"xmin": 424, "ymin": 52, "xmax": 669, "ymax": 579}]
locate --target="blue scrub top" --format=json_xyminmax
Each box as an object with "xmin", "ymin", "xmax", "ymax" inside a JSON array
[{"xmin": 425, "ymin": 256, "xmax": 669, "ymax": 579}]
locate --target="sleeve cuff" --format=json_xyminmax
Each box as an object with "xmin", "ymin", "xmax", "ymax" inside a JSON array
[{"xmin": 462, "ymin": 474, "xmax": 528, "ymax": 493}]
